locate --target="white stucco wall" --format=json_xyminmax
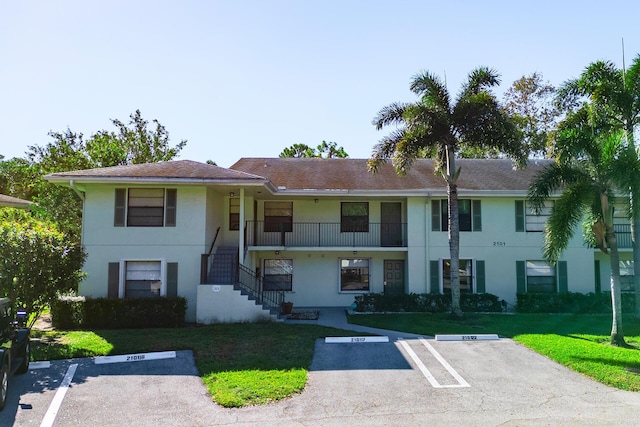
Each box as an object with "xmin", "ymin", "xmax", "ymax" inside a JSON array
[{"xmin": 196, "ymin": 284, "xmax": 275, "ymax": 323}]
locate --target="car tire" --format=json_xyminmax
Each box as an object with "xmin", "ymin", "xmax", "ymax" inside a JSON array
[
  {"xmin": 17, "ymin": 341, "xmax": 30, "ymax": 374},
  {"xmin": 0, "ymin": 360, "xmax": 8, "ymax": 410}
]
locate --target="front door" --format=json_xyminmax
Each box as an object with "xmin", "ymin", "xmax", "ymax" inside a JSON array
[
  {"xmin": 384, "ymin": 259, "xmax": 405, "ymax": 295},
  {"xmin": 381, "ymin": 202, "xmax": 402, "ymax": 247}
]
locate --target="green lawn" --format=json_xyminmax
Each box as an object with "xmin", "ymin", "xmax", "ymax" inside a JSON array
[
  {"xmin": 347, "ymin": 312, "xmax": 640, "ymax": 391},
  {"xmin": 30, "ymin": 313, "xmax": 640, "ymax": 407}
]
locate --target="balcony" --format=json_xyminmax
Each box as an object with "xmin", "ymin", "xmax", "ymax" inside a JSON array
[
  {"xmin": 614, "ymin": 224, "xmax": 632, "ymax": 249},
  {"xmin": 246, "ymin": 221, "xmax": 407, "ymax": 248}
]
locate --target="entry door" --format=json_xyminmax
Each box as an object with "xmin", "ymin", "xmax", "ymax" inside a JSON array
[
  {"xmin": 381, "ymin": 202, "xmax": 402, "ymax": 247},
  {"xmin": 384, "ymin": 260, "xmax": 405, "ymax": 295}
]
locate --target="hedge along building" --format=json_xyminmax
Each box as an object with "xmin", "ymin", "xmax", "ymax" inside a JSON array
[{"xmin": 45, "ymin": 158, "xmax": 614, "ymax": 323}]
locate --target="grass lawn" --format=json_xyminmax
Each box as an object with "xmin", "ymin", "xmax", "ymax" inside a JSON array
[
  {"xmin": 348, "ymin": 312, "xmax": 640, "ymax": 391},
  {"xmin": 31, "ymin": 323, "xmax": 358, "ymax": 407}
]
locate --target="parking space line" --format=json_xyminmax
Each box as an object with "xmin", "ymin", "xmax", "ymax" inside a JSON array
[
  {"xmin": 398, "ymin": 339, "xmax": 442, "ymax": 388},
  {"xmin": 419, "ymin": 338, "xmax": 470, "ymax": 388},
  {"xmin": 30, "ymin": 361, "xmax": 51, "ymax": 370},
  {"xmin": 40, "ymin": 363, "xmax": 78, "ymax": 427}
]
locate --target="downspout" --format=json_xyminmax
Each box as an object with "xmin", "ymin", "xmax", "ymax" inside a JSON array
[
  {"xmin": 425, "ymin": 193, "xmax": 431, "ymax": 293},
  {"xmin": 69, "ymin": 179, "xmax": 85, "ymax": 201}
]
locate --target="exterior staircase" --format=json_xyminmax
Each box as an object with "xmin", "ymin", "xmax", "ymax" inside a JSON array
[{"xmin": 207, "ymin": 247, "xmax": 284, "ymax": 321}]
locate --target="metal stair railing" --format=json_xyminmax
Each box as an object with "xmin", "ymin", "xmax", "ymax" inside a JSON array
[{"xmin": 237, "ymin": 264, "xmax": 284, "ymax": 313}]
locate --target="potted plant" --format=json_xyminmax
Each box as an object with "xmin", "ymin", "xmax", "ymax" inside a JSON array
[{"xmin": 281, "ymin": 301, "xmax": 293, "ymax": 315}]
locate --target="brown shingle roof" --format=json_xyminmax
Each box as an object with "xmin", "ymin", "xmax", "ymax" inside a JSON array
[
  {"xmin": 0, "ymin": 194, "xmax": 33, "ymax": 209},
  {"xmin": 45, "ymin": 160, "xmax": 266, "ymax": 182},
  {"xmin": 230, "ymin": 158, "xmax": 552, "ymax": 193}
]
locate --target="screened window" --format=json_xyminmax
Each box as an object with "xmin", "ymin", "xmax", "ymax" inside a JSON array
[
  {"xmin": 115, "ymin": 188, "xmax": 176, "ymax": 227},
  {"xmin": 341, "ymin": 202, "xmax": 369, "ymax": 232},
  {"xmin": 442, "ymin": 259, "xmax": 473, "ymax": 293},
  {"xmin": 620, "ymin": 260, "xmax": 634, "ymax": 292},
  {"xmin": 264, "ymin": 201, "xmax": 293, "ymax": 232},
  {"xmin": 526, "ymin": 201, "xmax": 553, "ymax": 232},
  {"xmin": 229, "ymin": 198, "xmax": 240, "ymax": 231},
  {"xmin": 340, "ymin": 258, "xmax": 370, "ymax": 291},
  {"xmin": 125, "ymin": 261, "xmax": 162, "ymax": 298},
  {"xmin": 263, "ymin": 259, "xmax": 293, "ymax": 291},
  {"xmin": 526, "ymin": 261, "xmax": 556, "ymax": 293},
  {"xmin": 432, "ymin": 200, "xmax": 481, "ymax": 232}
]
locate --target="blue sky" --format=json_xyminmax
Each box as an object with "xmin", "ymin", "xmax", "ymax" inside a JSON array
[{"xmin": 1, "ymin": 1, "xmax": 638, "ymax": 167}]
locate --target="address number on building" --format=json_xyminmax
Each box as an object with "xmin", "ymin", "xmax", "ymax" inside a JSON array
[{"xmin": 492, "ymin": 241, "xmax": 506, "ymax": 246}]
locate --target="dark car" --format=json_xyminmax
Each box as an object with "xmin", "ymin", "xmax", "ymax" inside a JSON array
[{"xmin": 0, "ymin": 298, "xmax": 30, "ymax": 410}]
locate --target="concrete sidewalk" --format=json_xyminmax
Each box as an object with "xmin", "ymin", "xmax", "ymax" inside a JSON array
[{"xmin": 284, "ymin": 306, "xmax": 425, "ymax": 340}]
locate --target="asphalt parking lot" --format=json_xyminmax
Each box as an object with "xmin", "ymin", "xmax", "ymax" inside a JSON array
[{"xmin": 4, "ymin": 338, "xmax": 640, "ymax": 426}]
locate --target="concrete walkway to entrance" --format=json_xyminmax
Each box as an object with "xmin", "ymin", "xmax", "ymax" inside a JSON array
[{"xmin": 284, "ymin": 306, "xmax": 424, "ymax": 340}]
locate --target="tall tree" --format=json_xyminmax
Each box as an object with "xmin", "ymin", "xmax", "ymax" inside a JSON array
[
  {"xmin": 557, "ymin": 56, "xmax": 640, "ymax": 318},
  {"xmin": 280, "ymin": 141, "xmax": 348, "ymax": 158},
  {"xmin": 529, "ymin": 114, "xmax": 629, "ymax": 346},
  {"xmin": 369, "ymin": 67, "xmax": 524, "ymax": 317},
  {"xmin": 504, "ymin": 72, "xmax": 559, "ymax": 157}
]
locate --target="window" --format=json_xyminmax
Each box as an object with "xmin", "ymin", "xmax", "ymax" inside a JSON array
[
  {"xmin": 620, "ymin": 260, "xmax": 634, "ymax": 292},
  {"xmin": 442, "ymin": 259, "xmax": 474, "ymax": 293},
  {"xmin": 341, "ymin": 202, "xmax": 369, "ymax": 232},
  {"xmin": 515, "ymin": 200, "xmax": 552, "ymax": 232},
  {"xmin": 229, "ymin": 198, "xmax": 240, "ymax": 231},
  {"xmin": 114, "ymin": 188, "xmax": 177, "ymax": 227},
  {"xmin": 263, "ymin": 259, "xmax": 293, "ymax": 291},
  {"xmin": 264, "ymin": 201, "xmax": 293, "ymax": 232},
  {"xmin": 125, "ymin": 261, "xmax": 162, "ymax": 298},
  {"xmin": 340, "ymin": 258, "xmax": 370, "ymax": 291},
  {"xmin": 432, "ymin": 200, "xmax": 481, "ymax": 232},
  {"xmin": 526, "ymin": 261, "xmax": 556, "ymax": 293}
]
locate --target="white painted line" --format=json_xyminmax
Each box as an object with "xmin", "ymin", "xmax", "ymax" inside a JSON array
[
  {"xmin": 40, "ymin": 363, "xmax": 78, "ymax": 427},
  {"xmin": 398, "ymin": 339, "xmax": 442, "ymax": 388},
  {"xmin": 420, "ymin": 338, "xmax": 470, "ymax": 388},
  {"xmin": 94, "ymin": 350, "xmax": 176, "ymax": 365},
  {"xmin": 435, "ymin": 334, "xmax": 499, "ymax": 341},
  {"xmin": 325, "ymin": 336, "xmax": 389, "ymax": 343},
  {"xmin": 30, "ymin": 361, "xmax": 51, "ymax": 370}
]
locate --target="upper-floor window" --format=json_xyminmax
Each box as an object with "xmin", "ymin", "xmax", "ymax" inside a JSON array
[
  {"xmin": 229, "ymin": 198, "xmax": 240, "ymax": 231},
  {"xmin": 114, "ymin": 188, "xmax": 176, "ymax": 227},
  {"xmin": 264, "ymin": 201, "xmax": 293, "ymax": 232},
  {"xmin": 516, "ymin": 200, "xmax": 552, "ymax": 232},
  {"xmin": 341, "ymin": 202, "xmax": 369, "ymax": 232},
  {"xmin": 432, "ymin": 199, "xmax": 481, "ymax": 232}
]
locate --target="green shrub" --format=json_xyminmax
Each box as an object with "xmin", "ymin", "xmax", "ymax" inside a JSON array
[
  {"xmin": 516, "ymin": 292, "xmax": 636, "ymax": 313},
  {"xmin": 353, "ymin": 293, "xmax": 503, "ymax": 313},
  {"xmin": 52, "ymin": 296, "xmax": 187, "ymax": 329}
]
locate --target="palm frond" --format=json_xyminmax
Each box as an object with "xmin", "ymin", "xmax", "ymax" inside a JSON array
[
  {"xmin": 368, "ymin": 129, "xmax": 405, "ymax": 173},
  {"xmin": 543, "ymin": 180, "xmax": 594, "ymax": 261},
  {"xmin": 456, "ymin": 67, "xmax": 500, "ymax": 101},
  {"xmin": 372, "ymin": 102, "xmax": 410, "ymax": 130},
  {"xmin": 410, "ymin": 71, "xmax": 450, "ymax": 112},
  {"xmin": 528, "ymin": 163, "xmax": 589, "ymax": 212}
]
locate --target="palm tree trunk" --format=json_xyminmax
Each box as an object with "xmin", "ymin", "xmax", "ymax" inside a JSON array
[
  {"xmin": 607, "ymin": 226, "xmax": 626, "ymax": 346},
  {"xmin": 603, "ymin": 193, "xmax": 626, "ymax": 346},
  {"xmin": 446, "ymin": 148, "xmax": 463, "ymax": 317}
]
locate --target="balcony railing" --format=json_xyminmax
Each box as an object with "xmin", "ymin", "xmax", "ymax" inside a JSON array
[
  {"xmin": 614, "ymin": 224, "xmax": 632, "ymax": 249},
  {"xmin": 246, "ymin": 220, "xmax": 407, "ymax": 248}
]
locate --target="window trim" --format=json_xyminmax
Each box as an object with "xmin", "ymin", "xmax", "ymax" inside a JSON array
[
  {"xmin": 341, "ymin": 202, "xmax": 369, "ymax": 233},
  {"xmin": 432, "ymin": 199, "xmax": 481, "ymax": 232},
  {"xmin": 263, "ymin": 259, "xmax": 294, "ymax": 291},
  {"xmin": 264, "ymin": 201, "xmax": 293, "ymax": 233},
  {"xmin": 119, "ymin": 259, "xmax": 166, "ymax": 298},
  {"xmin": 115, "ymin": 188, "xmax": 177, "ymax": 227},
  {"xmin": 339, "ymin": 257, "xmax": 371, "ymax": 293},
  {"xmin": 438, "ymin": 258, "xmax": 476, "ymax": 294}
]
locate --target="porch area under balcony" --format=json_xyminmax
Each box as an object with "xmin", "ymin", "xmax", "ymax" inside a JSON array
[{"xmin": 245, "ymin": 220, "xmax": 408, "ymax": 249}]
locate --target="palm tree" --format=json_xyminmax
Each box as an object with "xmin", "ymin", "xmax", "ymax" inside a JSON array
[
  {"xmin": 369, "ymin": 67, "xmax": 524, "ymax": 317},
  {"xmin": 529, "ymin": 112, "xmax": 628, "ymax": 346},
  {"xmin": 557, "ymin": 56, "xmax": 640, "ymax": 318}
]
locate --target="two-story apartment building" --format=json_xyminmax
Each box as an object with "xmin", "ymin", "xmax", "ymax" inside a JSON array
[{"xmin": 44, "ymin": 158, "xmax": 631, "ymax": 323}]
